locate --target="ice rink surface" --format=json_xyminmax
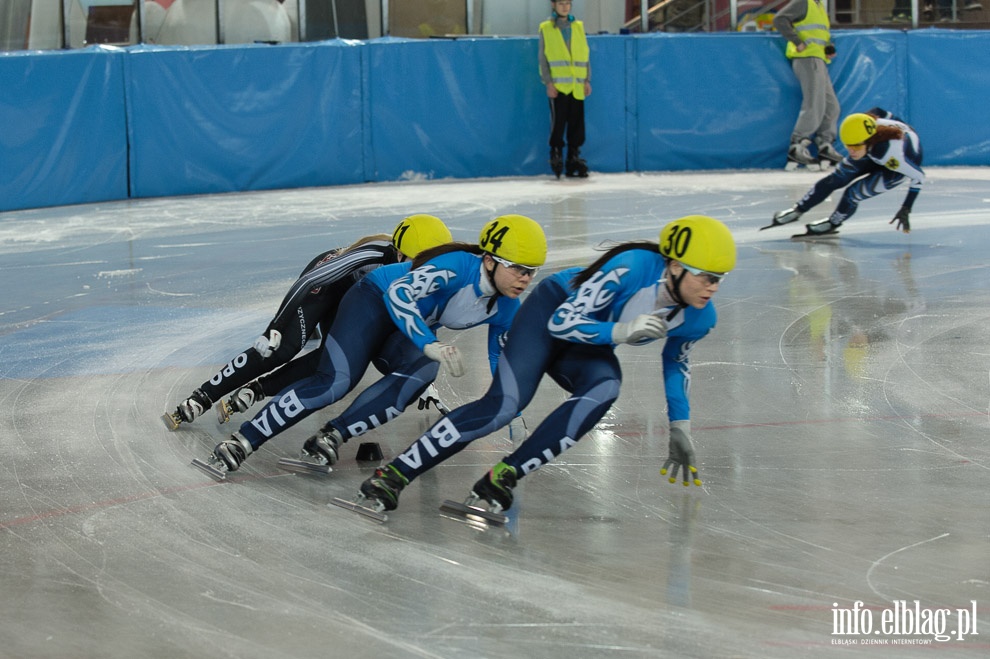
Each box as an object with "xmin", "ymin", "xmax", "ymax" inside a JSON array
[{"xmin": 1, "ymin": 169, "xmax": 988, "ymax": 658}]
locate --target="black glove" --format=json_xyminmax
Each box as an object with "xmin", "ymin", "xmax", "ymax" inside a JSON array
[
  {"xmin": 825, "ymin": 44, "xmax": 836, "ymax": 57},
  {"xmin": 890, "ymin": 207, "xmax": 911, "ymax": 233},
  {"xmin": 660, "ymin": 421, "xmax": 702, "ymax": 487}
]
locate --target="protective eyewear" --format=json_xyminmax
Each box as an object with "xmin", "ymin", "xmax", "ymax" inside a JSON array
[
  {"xmin": 681, "ymin": 263, "xmax": 726, "ymax": 285},
  {"xmin": 492, "ymin": 255, "xmax": 539, "ymax": 278}
]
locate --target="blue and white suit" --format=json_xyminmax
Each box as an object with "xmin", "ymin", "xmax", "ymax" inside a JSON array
[
  {"xmin": 390, "ymin": 247, "xmax": 717, "ymax": 483},
  {"xmin": 237, "ymin": 251, "xmax": 517, "ymax": 449}
]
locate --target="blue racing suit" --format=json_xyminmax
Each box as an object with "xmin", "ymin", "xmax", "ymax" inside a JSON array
[
  {"xmin": 236, "ymin": 251, "xmax": 517, "ymax": 449},
  {"xmin": 388, "ymin": 247, "xmax": 717, "ymax": 482}
]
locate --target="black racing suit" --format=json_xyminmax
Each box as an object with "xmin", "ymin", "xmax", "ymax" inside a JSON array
[{"xmin": 197, "ymin": 240, "xmax": 400, "ymax": 405}]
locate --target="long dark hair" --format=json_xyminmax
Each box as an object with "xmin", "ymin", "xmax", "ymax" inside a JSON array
[
  {"xmin": 410, "ymin": 242, "xmax": 484, "ymax": 270},
  {"xmin": 570, "ymin": 241, "xmax": 659, "ymax": 289},
  {"xmin": 866, "ymin": 124, "xmax": 905, "ymax": 146}
]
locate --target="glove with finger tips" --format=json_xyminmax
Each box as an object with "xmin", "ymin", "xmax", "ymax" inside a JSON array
[
  {"xmin": 890, "ymin": 207, "xmax": 911, "ymax": 233},
  {"xmin": 423, "ymin": 342, "xmax": 465, "ymax": 377},
  {"xmin": 253, "ymin": 329, "xmax": 282, "ymax": 358},
  {"xmin": 417, "ymin": 383, "xmax": 450, "ymax": 414},
  {"xmin": 611, "ymin": 314, "xmax": 667, "ymax": 345},
  {"xmin": 660, "ymin": 420, "xmax": 702, "ymax": 487}
]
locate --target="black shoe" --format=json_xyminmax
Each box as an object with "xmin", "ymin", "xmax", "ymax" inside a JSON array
[
  {"xmin": 565, "ymin": 148, "xmax": 589, "ymax": 178},
  {"xmin": 549, "ymin": 147, "xmax": 563, "ymax": 178},
  {"xmin": 470, "ymin": 462, "xmax": 518, "ymax": 513},
  {"xmin": 359, "ymin": 465, "xmax": 408, "ymax": 511}
]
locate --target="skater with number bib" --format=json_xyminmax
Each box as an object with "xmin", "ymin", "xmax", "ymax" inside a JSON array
[
  {"xmin": 762, "ymin": 108, "xmax": 924, "ymax": 240},
  {"xmin": 196, "ymin": 215, "xmax": 547, "ymax": 481},
  {"xmin": 540, "ymin": 0, "xmax": 591, "ymax": 179},
  {"xmin": 163, "ymin": 214, "xmax": 452, "ymax": 431},
  {"xmin": 350, "ymin": 216, "xmax": 735, "ymax": 520}
]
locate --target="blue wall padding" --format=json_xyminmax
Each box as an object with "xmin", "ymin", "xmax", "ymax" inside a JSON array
[
  {"xmin": 905, "ymin": 30, "xmax": 990, "ymax": 166},
  {"xmin": 0, "ymin": 31, "xmax": 987, "ymax": 212},
  {"xmin": 0, "ymin": 47, "xmax": 128, "ymax": 210},
  {"xmin": 124, "ymin": 41, "xmax": 366, "ymax": 197}
]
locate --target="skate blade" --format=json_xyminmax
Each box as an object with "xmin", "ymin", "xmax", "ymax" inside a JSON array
[
  {"xmin": 161, "ymin": 412, "xmax": 180, "ymax": 431},
  {"xmin": 215, "ymin": 400, "xmax": 232, "ymax": 424},
  {"xmin": 191, "ymin": 457, "xmax": 227, "ymax": 481},
  {"xmin": 439, "ymin": 500, "xmax": 507, "ymax": 527},
  {"xmin": 329, "ymin": 497, "xmax": 387, "ymax": 523},
  {"xmin": 791, "ymin": 231, "xmax": 840, "ymax": 241},
  {"xmin": 277, "ymin": 458, "xmax": 332, "ymax": 476}
]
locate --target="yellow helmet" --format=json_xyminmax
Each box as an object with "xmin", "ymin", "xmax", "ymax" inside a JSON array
[
  {"xmin": 391, "ymin": 214, "xmax": 453, "ymax": 259},
  {"xmin": 659, "ymin": 215, "xmax": 736, "ymax": 274},
  {"xmin": 478, "ymin": 214, "xmax": 548, "ymax": 267},
  {"xmin": 840, "ymin": 113, "xmax": 877, "ymax": 146}
]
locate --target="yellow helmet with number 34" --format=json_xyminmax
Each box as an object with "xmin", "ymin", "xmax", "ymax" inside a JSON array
[{"xmin": 479, "ymin": 214, "xmax": 548, "ymax": 268}]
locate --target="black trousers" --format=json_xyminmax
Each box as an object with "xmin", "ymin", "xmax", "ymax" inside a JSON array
[{"xmin": 548, "ymin": 92, "xmax": 585, "ymax": 153}]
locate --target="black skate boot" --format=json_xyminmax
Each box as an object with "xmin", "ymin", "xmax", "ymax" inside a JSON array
[
  {"xmin": 785, "ymin": 138, "xmax": 817, "ymax": 171},
  {"xmin": 301, "ymin": 427, "xmax": 343, "ymax": 465},
  {"xmin": 277, "ymin": 426, "xmax": 342, "ymax": 476},
  {"xmin": 792, "ymin": 218, "xmax": 841, "ymax": 240},
  {"xmin": 191, "ymin": 432, "xmax": 253, "ymax": 481},
  {"xmin": 565, "ymin": 148, "xmax": 589, "ymax": 178},
  {"xmin": 816, "ymin": 141, "xmax": 843, "ymax": 168},
  {"xmin": 216, "ymin": 380, "xmax": 264, "ymax": 424},
  {"xmin": 162, "ymin": 388, "xmax": 212, "ymax": 430},
  {"xmin": 359, "ymin": 465, "xmax": 408, "ymax": 512},
  {"xmin": 469, "ymin": 461, "xmax": 518, "ymax": 513},
  {"xmin": 214, "ymin": 432, "xmax": 253, "ymax": 471},
  {"xmin": 549, "ymin": 147, "xmax": 563, "ymax": 179}
]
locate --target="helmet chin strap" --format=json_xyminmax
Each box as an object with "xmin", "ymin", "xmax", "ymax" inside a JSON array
[
  {"xmin": 662, "ymin": 266, "xmax": 689, "ymax": 312},
  {"xmin": 480, "ymin": 258, "xmax": 501, "ymax": 312}
]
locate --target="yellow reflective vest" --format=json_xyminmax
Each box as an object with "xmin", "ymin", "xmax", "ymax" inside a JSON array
[
  {"xmin": 786, "ymin": 0, "xmax": 830, "ymax": 62},
  {"xmin": 539, "ymin": 19, "xmax": 589, "ymax": 100}
]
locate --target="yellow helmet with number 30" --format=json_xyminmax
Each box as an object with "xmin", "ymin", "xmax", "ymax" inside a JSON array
[
  {"xmin": 659, "ymin": 215, "xmax": 736, "ymax": 274},
  {"xmin": 392, "ymin": 214, "xmax": 453, "ymax": 259},
  {"xmin": 479, "ymin": 214, "xmax": 548, "ymax": 267}
]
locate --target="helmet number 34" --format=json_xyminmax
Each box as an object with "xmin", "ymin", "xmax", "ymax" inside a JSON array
[{"xmin": 482, "ymin": 222, "xmax": 510, "ymax": 254}]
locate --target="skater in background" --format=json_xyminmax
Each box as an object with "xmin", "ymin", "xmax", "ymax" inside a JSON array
[
  {"xmin": 773, "ymin": 0, "xmax": 842, "ymax": 169},
  {"xmin": 163, "ymin": 214, "xmax": 453, "ymax": 430},
  {"xmin": 354, "ymin": 215, "xmax": 736, "ymax": 515},
  {"xmin": 764, "ymin": 108, "xmax": 924, "ymax": 238},
  {"xmin": 540, "ymin": 0, "xmax": 591, "ymax": 179},
  {"xmin": 204, "ymin": 215, "xmax": 548, "ymax": 476}
]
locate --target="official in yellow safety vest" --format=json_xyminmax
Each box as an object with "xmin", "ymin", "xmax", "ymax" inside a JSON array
[
  {"xmin": 773, "ymin": 0, "xmax": 842, "ymax": 169},
  {"xmin": 538, "ymin": 0, "xmax": 592, "ymax": 179}
]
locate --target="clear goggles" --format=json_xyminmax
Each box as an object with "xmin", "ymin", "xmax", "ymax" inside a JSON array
[
  {"xmin": 681, "ymin": 263, "xmax": 727, "ymax": 285},
  {"xmin": 491, "ymin": 255, "xmax": 539, "ymax": 278}
]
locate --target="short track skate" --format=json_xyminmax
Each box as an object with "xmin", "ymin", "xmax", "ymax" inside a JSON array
[
  {"xmin": 161, "ymin": 410, "xmax": 183, "ymax": 431},
  {"xmin": 329, "ymin": 494, "xmax": 388, "ymax": 523},
  {"xmin": 439, "ymin": 495, "xmax": 508, "ymax": 527},
  {"xmin": 214, "ymin": 398, "xmax": 235, "ymax": 424},
  {"xmin": 277, "ymin": 457, "xmax": 332, "ymax": 476},
  {"xmin": 191, "ymin": 455, "xmax": 229, "ymax": 481},
  {"xmin": 791, "ymin": 227, "xmax": 840, "ymax": 241}
]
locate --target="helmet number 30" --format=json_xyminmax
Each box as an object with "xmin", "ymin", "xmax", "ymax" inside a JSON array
[
  {"xmin": 664, "ymin": 225, "xmax": 692, "ymax": 259},
  {"xmin": 482, "ymin": 222, "xmax": 509, "ymax": 254}
]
